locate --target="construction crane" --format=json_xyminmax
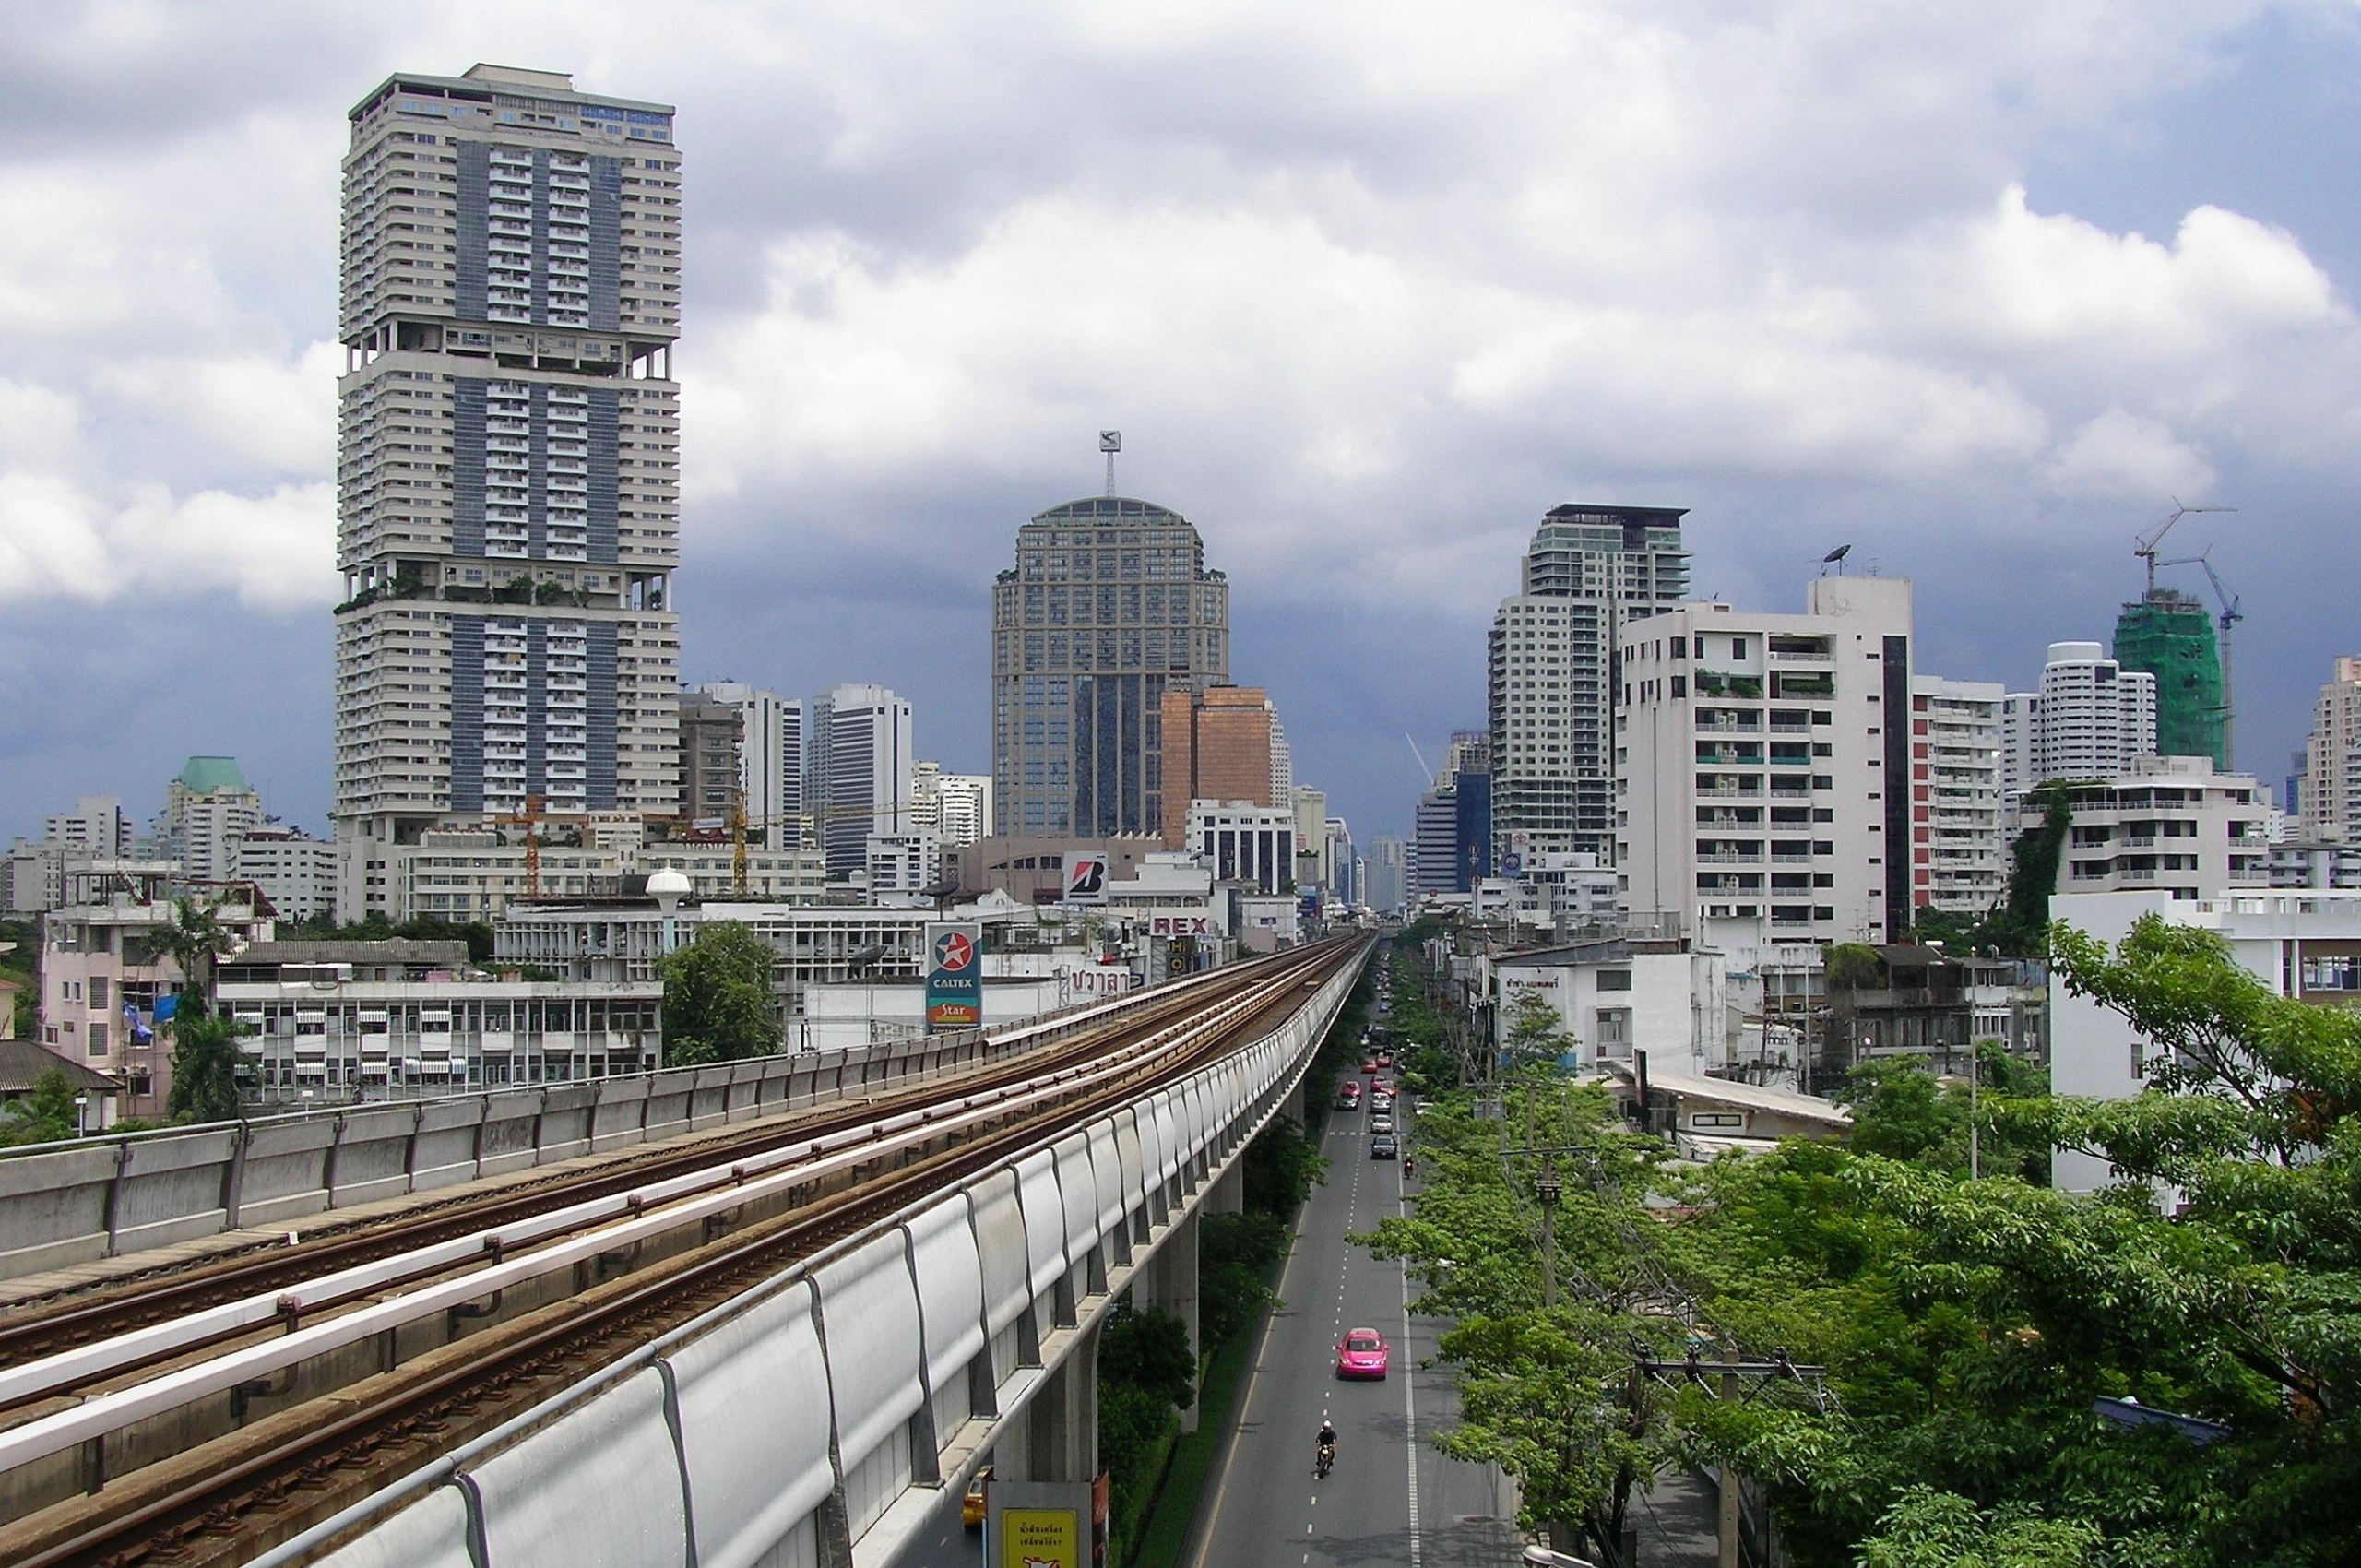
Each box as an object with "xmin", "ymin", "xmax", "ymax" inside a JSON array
[
  {"xmin": 2161, "ymin": 549, "xmax": 2245, "ymax": 769},
  {"xmin": 488, "ymin": 794, "xmax": 550, "ymax": 897},
  {"xmin": 2136, "ymin": 498, "xmax": 2236, "ymax": 596},
  {"xmin": 721, "ymin": 789, "xmax": 917, "ymax": 897}
]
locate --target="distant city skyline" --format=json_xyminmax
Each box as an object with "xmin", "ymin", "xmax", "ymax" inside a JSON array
[{"xmin": 7, "ymin": 6, "xmax": 2361, "ymax": 847}]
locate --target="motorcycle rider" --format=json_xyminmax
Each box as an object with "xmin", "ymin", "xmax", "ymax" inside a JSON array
[{"xmin": 1316, "ymin": 1419, "xmax": 1339, "ymax": 1473}]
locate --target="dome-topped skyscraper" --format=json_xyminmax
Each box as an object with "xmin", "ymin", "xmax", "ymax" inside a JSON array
[{"xmin": 991, "ymin": 495, "xmax": 1229, "ymax": 838}]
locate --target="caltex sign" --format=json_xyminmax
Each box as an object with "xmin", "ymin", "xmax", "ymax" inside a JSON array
[{"xmin": 925, "ymin": 921, "xmax": 983, "ymax": 1033}]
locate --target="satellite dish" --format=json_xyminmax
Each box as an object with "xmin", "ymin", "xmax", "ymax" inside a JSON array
[{"xmin": 1822, "ymin": 544, "xmax": 1852, "ymax": 564}]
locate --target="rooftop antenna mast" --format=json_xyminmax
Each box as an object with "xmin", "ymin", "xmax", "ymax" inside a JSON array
[
  {"xmin": 1099, "ymin": 430, "xmax": 1121, "ymax": 497},
  {"xmin": 2136, "ymin": 497, "xmax": 2236, "ymax": 597}
]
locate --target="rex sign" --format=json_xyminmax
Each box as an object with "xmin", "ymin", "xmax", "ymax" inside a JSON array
[{"xmin": 924, "ymin": 921, "xmax": 983, "ymax": 1033}]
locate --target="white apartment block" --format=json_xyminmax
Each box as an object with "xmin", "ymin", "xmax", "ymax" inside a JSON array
[
  {"xmin": 2047, "ymin": 755, "xmax": 2269, "ymax": 900},
  {"xmin": 811, "ymin": 684, "xmax": 914, "ymax": 877},
  {"xmin": 695, "ymin": 682, "xmax": 805, "ymax": 847},
  {"xmin": 43, "ymin": 797, "xmax": 133, "ymax": 861},
  {"xmin": 235, "ymin": 827, "xmax": 339, "ymax": 921},
  {"xmin": 1491, "ymin": 935, "xmax": 1733, "ymax": 1076},
  {"xmin": 381, "ymin": 829, "xmax": 823, "ymax": 921},
  {"xmin": 1999, "ymin": 642, "xmax": 2159, "ymax": 802},
  {"xmin": 2048, "ymin": 888, "xmax": 2361, "ymax": 1191},
  {"xmin": 1184, "ymin": 800, "xmax": 1299, "ymax": 896},
  {"xmin": 2269, "ymin": 838, "xmax": 2361, "ymax": 889},
  {"xmin": 1489, "ymin": 505, "xmax": 1690, "ymax": 863},
  {"xmin": 865, "ymin": 831, "xmax": 943, "ymax": 901},
  {"xmin": 1911, "ymin": 676, "xmax": 2008, "ymax": 915},
  {"xmin": 334, "ymin": 65, "xmax": 684, "ymax": 920},
  {"xmin": 158, "ymin": 757, "xmax": 264, "ymax": 886},
  {"xmin": 909, "ymin": 761, "xmax": 993, "ymax": 848},
  {"xmin": 1618, "ymin": 576, "xmax": 1916, "ymax": 956},
  {"xmin": 218, "ymin": 940, "xmax": 659, "ymax": 1099},
  {"xmin": 2300, "ymin": 656, "xmax": 2361, "ymax": 840},
  {"xmin": 498, "ymin": 898, "xmax": 1027, "ymax": 1017}
]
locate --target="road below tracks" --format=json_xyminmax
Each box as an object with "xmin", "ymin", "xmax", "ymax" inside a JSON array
[{"xmin": 1186, "ymin": 1097, "xmax": 1520, "ymax": 1568}]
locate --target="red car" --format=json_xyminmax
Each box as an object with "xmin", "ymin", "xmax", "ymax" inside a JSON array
[
  {"xmin": 1361, "ymin": 1058, "xmax": 1382, "ymax": 1075},
  {"xmin": 1335, "ymin": 1327, "xmax": 1391, "ymax": 1380}
]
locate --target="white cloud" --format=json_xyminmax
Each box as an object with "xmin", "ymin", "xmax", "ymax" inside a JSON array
[
  {"xmin": 94, "ymin": 340, "xmax": 343, "ymax": 475},
  {"xmin": 2040, "ymin": 408, "xmax": 2216, "ymax": 497},
  {"xmin": 0, "ymin": 374, "xmax": 334, "ymax": 608}
]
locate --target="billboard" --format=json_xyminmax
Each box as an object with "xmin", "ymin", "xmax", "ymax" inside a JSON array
[
  {"xmin": 1062, "ymin": 852, "xmax": 1109, "ymax": 904},
  {"xmin": 986, "ymin": 1479, "xmax": 1101, "ymax": 1568},
  {"xmin": 924, "ymin": 921, "xmax": 982, "ymax": 1033}
]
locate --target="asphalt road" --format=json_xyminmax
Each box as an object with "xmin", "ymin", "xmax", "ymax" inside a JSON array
[
  {"xmin": 891, "ymin": 1086, "xmax": 1524, "ymax": 1568},
  {"xmin": 1184, "ymin": 1090, "xmax": 1522, "ymax": 1568}
]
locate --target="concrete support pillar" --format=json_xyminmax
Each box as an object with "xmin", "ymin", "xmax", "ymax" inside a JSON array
[
  {"xmin": 1002, "ymin": 1319, "xmax": 1099, "ymax": 1483},
  {"xmin": 1205, "ymin": 1158, "xmax": 1244, "ymax": 1215},
  {"xmin": 1282, "ymin": 1079, "xmax": 1306, "ymax": 1123},
  {"xmin": 1135, "ymin": 1210, "xmax": 1204, "ymax": 1432}
]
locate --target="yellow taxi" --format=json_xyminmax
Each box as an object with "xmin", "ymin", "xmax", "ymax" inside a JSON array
[{"xmin": 961, "ymin": 1467, "xmax": 992, "ymax": 1529}]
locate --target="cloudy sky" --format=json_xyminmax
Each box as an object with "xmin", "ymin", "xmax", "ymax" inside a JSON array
[{"xmin": 4, "ymin": 0, "xmax": 2359, "ymax": 845}]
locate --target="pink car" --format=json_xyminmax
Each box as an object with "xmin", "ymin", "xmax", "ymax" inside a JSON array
[{"xmin": 1335, "ymin": 1327, "xmax": 1391, "ymax": 1380}]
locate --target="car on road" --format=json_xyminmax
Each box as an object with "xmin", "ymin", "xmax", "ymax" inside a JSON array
[
  {"xmin": 1361, "ymin": 1057, "xmax": 1382, "ymax": 1075},
  {"xmin": 1370, "ymin": 1133, "xmax": 1399, "ymax": 1159},
  {"xmin": 1375, "ymin": 1050, "xmax": 1394, "ymax": 1067},
  {"xmin": 1335, "ymin": 1327, "xmax": 1391, "ymax": 1379},
  {"xmin": 1369, "ymin": 1110, "xmax": 1394, "ymax": 1134},
  {"xmin": 1335, "ymin": 1081, "xmax": 1363, "ymax": 1111},
  {"xmin": 961, "ymin": 1467, "xmax": 991, "ymax": 1529}
]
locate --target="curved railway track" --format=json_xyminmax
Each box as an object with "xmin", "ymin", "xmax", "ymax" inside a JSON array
[{"xmin": 0, "ymin": 936, "xmax": 1369, "ymax": 1568}]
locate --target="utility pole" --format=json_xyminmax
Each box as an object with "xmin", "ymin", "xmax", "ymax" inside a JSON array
[
  {"xmin": 1633, "ymin": 1350, "xmax": 1830, "ymax": 1568},
  {"xmin": 1536, "ymin": 1158, "xmax": 1561, "ymax": 1310}
]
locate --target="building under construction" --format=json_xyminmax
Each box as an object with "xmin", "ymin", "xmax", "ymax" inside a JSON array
[{"xmin": 2114, "ymin": 589, "xmax": 2225, "ymax": 767}]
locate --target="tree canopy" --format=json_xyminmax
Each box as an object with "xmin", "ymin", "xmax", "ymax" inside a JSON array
[
  {"xmin": 658, "ymin": 922, "xmax": 782, "ymax": 1066},
  {"xmin": 1358, "ymin": 912, "xmax": 2361, "ymax": 1567}
]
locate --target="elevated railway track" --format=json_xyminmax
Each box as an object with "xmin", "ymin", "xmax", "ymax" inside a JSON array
[{"xmin": 0, "ymin": 936, "xmax": 1370, "ymax": 1568}]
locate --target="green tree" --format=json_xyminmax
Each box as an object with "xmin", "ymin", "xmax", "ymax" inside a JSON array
[
  {"xmin": 1502, "ymin": 987, "xmax": 1569, "ymax": 1068},
  {"xmin": 166, "ymin": 1012, "xmax": 245, "ymax": 1123},
  {"xmin": 140, "ymin": 897, "xmax": 238, "ymax": 1015},
  {"xmin": 1242, "ymin": 1112, "xmax": 1326, "ymax": 1213},
  {"xmin": 1836, "ymin": 1058, "xmax": 1966, "ymax": 1168},
  {"xmin": 658, "ymin": 922, "xmax": 782, "ymax": 1065},
  {"xmin": 1669, "ymin": 912, "xmax": 2361, "ymax": 1566},
  {"xmin": 1, "ymin": 1068, "xmax": 82, "ymax": 1146},
  {"xmin": 1979, "ymin": 782, "xmax": 2073, "ymax": 956},
  {"xmin": 1360, "ymin": 1075, "xmax": 1684, "ymax": 1566}
]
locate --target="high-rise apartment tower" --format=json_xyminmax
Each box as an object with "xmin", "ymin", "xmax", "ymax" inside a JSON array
[
  {"xmin": 2301, "ymin": 657, "xmax": 2361, "ymax": 840},
  {"xmin": 991, "ymin": 496, "xmax": 1229, "ymax": 838},
  {"xmin": 1489, "ymin": 505, "xmax": 1690, "ymax": 866},
  {"xmin": 1999, "ymin": 642, "xmax": 2159, "ymax": 802},
  {"xmin": 811, "ymin": 683, "xmax": 913, "ymax": 877},
  {"xmin": 332, "ymin": 65, "xmax": 683, "ymax": 918}
]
